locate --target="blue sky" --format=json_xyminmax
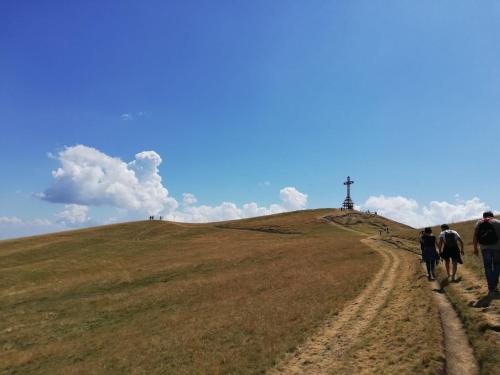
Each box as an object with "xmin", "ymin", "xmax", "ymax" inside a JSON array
[{"xmin": 1, "ymin": 1, "xmax": 500, "ymax": 238}]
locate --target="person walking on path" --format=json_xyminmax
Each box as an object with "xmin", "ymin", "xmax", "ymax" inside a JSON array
[
  {"xmin": 473, "ymin": 211, "xmax": 500, "ymax": 297},
  {"xmin": 419, "ymin": 230, "xmax": 425, "ymax": 263},
  {"xmin": 421, "ymin": 227, "xmax": 439, "ymax": 280},
  {"xmin": 438, "ymin": 224, "xmax": 465, "ymax": 282}
]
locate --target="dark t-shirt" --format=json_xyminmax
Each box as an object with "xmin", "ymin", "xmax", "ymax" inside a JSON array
[
  {"xmin": 421, "ymin": 234, "xmax": 436, "ymax": 248},
  {"xmin": 474, "ymin": 218, "xmax": 500, "ymax": 251}
]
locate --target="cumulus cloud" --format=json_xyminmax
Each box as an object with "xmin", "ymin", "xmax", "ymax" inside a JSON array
[
  {"xmin": 55, "ymin": 204, "xmax": 90, "ymax": 226},
  {"xmin": 279, "ymin": 187, "xmax": 308, "ymax": 210},
  {"xmin": 37, "ymin": 145, "xmax": 308, "ymax": 226},
  {"xmin": 422, "ymin": 198, "xmax": 490, "ymax": 225},
  {"xmin": 169, "ymin": 202, "xmax": 243, "ymax": 223},
  {"xmin": 40, "ymin": 145, "xmax": 178, "ymax": 215},
  {"xmin": 168, "ymin": 186, "xmax": 307, "ymax": 223},
  {"xmin": 182, "ymin": 193, "xmax": 198, "ymax": 206},
  {"xmin": 121, "ymin": 113, "xmax": 133, "ymax": 121},
  {"xmin": 241, "ymin": 202, "xmax": 285, "ymax": 217},
  {"xmin": 363, "ymin": 195, "xmax": 490, "ymax": 228}
]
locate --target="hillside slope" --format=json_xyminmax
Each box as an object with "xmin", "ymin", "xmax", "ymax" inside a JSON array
[{"xmin": 1, "ymin": 209, "xmax": 391, "ymax": 374}]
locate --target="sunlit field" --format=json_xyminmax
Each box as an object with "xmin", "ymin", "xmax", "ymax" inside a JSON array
[{"xmin": 1, "ymin": 209, "xmax": 382, "ymax": 374}]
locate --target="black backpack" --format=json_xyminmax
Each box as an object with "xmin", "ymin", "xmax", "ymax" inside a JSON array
[
  {"xmin": 422, "ymin": 234, "xmax": 435, "ymax": 248},
  {"xmin": 444, "ymin": 231, "xmax": 457, "ymax": 247},
  {"xmin": 477, "ymin": 220, "xmax": 498, "ymax": 245}
]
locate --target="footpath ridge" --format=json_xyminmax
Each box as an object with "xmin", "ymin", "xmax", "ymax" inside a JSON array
[{"xmin": 270, "ymin": 216, "xmax": 481, "ymax": 375}]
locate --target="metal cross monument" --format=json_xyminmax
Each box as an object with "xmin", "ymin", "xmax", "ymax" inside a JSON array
[{"xmin": 341, "ymin": 176, "xmax": 355, "ymax": 210}]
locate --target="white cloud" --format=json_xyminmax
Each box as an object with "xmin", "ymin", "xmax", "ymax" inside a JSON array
[
  {"xmin": 0, "ymin": 205, "xmax": 94, "ymax": 239},
  {"xmin": 121, "ymin": 112, "xmax": 149, "ymax": 121},
  {"xmin": 40, "ymin": 145, "xmax": 308, "ymax": 223},
  {"xmin": 35, "ymin": 144, "xmax": 309, "ymax": 229},
  {"xmin": 422, "ymin": 198, "xmax": 489, "ymax": 225},
  {"xmin": 242, "ymin": 202, "xmax": 285, "ymax": 217},
  {"xmin": 1, "ymin": 216, "xmax": 33, "ymax": 225},
  {"xmin": 40, "ymin": 145, "xmax": 178, "ymax": 215},
  {"xmin": 0, "ymin": 216, "xmax": 23, "ymax": 224},
  {"xmin": 363, "ymin": 195, "xmax": 490, "ymax": 228},
  {"xmin": 168, "ymin": 186, "xmax": 306, "ymax": 223},
  {"xmin": 169, "ymin": 202, "xmax": 243, "ymax": 223},
  {"xmin": 0, "ymin": 216, "xmax": 65, "ymax": 240},
  {"xmin": 182, "ymin": 193, "xmax": 198, "ymax": 206},
  {"xmin": 279, "ymin": 187, "xmax": 308, "ymax": 210},
  {"xmin": 55, "ymin": 204, "xmax": 90, "ymax": 226},
  {"xmin": 32, "ymin": 218, "xmax": 53, "ymax": 226}
]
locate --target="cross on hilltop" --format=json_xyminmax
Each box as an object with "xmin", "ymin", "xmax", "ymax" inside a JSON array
[{"xmin": 341, "ymin": 176, "xmax": 355, "ymax": 210}]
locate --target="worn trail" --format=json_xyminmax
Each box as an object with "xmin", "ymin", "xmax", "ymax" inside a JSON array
[
  {"xmin": 268, "ymin": 238, "xmax": 400, "ymax": 374},
  {"xmin": 425, "ymin": 273, "xmax": 480, "ymax": 375},
  {"xmin": 385, "ymin": 236, "xmax": 480, "ymax": 375},
  {"xmin": 387, "ymin": 236, "xmax": 480, "ymax": 375},
  {"xmin": 270, "ymin": 216, "xmax": 481, "ymax": 375}
]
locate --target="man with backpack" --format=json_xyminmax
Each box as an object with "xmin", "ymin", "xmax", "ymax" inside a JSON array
[
  {"xmin": 473, "ymin": 211, "xmax": 500, "ymax": 297},
  {"xmin": 438, "ymin": 224, "xmax": 465, "ymax": 282}
]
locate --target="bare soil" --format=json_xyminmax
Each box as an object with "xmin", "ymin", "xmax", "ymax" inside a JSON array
[{"xmin": 426, "ymin": 269, "xmax": 479, "ymax": 375}]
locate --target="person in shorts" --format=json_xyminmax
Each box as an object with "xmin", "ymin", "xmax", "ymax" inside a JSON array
[{"xmin": 437, "ymin": 224, "xmax": 464, "ymax": 281}]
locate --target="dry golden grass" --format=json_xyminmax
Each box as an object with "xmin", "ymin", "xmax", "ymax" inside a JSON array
[
  {"xmin": 334, "ymin": 249, "xmax": 445, "ymax": 375},
  {"xmin": 1, "ymin": 209, "xmax": 383, "ymax": 374}
]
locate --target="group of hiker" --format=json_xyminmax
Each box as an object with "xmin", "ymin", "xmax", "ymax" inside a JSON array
[
  {"xmin": 378, "ymin": 227, "xmax": 390, "ymax": 236},
  {"xmin": 148, "ymin": 216, "xmax": 163, "ymax": 221},
  {"xmin": 419, "ymin": 211, "xmax": 500, "ymax": 298},
  {"xmin": 419, "ymin": 224, "xmax": 464, "ymax": 282}
]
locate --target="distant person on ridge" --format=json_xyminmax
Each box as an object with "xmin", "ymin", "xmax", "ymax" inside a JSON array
[
  {"xmin": 438, "ymin": 224, "xmax": 465, "ymax": 282},
  {"xmin": 473, "ymin": 211, "xmax": 500, "ymax": 297},
  {"xmin": 421, "ymin": 227, "xmax": 439, "ymax": 280}
]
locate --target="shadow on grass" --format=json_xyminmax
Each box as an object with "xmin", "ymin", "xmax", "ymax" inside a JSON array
[
  {"xmin": 472, "ymin": 294, "xmax": 494, "ymax": 308},
  {"xmin": 432, "ymin": 277, "xmax": 448, "ymax": 294}
]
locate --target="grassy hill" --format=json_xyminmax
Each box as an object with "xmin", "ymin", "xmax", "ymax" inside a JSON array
[{"xmin": 1, "ymin": 209, "xmax": 407, "ymax": 374}]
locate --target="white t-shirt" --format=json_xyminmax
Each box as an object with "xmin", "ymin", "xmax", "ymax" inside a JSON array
[{"xmin": 439, "ymin": 229, "xmax": 461, "ymax": 243}]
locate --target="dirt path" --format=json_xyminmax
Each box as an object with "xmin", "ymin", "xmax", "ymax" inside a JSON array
[
  {"xmin": 383, "ymin": 236, "xmax": 480, "ymax": 374},
  {"xmin": 268, "ymin": 238, "xmax": 402, "ymax": 374},
  {"xmin": 328, "ymin": 247, "xmax": 442, "ymax": 374},
  {"xmin": 424, "ymin": 268, "xmax": 480, "ymax": 375},
  {"xmin": 384, "ymin": 236, "xmax": 480, "ymax": 375},
  {"xmin": 269, "ymin": 219, "xmax": 481, "ymax": 374}
]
